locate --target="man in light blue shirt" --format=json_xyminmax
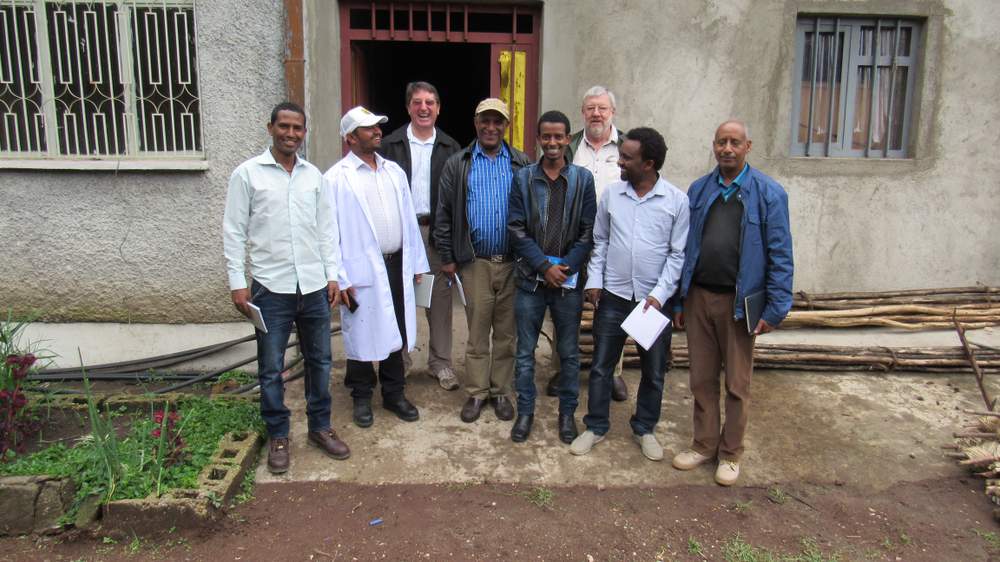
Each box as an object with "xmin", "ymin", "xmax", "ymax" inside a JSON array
[
  {"xmin": 571, "ymin": 127, "xmax": 689, "ymax": 461},
  {"xmin": 223, "ymin": 102, "xmax": 348, "ymax": 474}
]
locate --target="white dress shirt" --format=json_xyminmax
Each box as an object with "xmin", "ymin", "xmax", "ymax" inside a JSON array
[
  {"xmin": 585, "ymin": 176, "xmax": 690, "ymax": 305},
  {"xmin": 407, "ymin": 124, "xmax": 436, "ymax": 217},
  {"xmin": 348, "ymin": 151, "xmax": 403, "ymax": 254},
  {"xmin": 573, "ymin": 125, "xmax": 621, "ymax": 198},
  {"xmin": 223, "ymin": 148, "xmax": 338, "ymax": 294}
]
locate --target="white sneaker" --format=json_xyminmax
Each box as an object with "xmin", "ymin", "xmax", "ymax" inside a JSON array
[
  {"xmin": 634, "ymin": 433, "xmax": 664, "ymax": 461},
  {"xmin": 715, "ymin": 460, "xmax": 741, "ymax": 486},
  {"xmin": 433, "ymin": 367, "xmax": 460, "ymax": 391},
  {"xmin": 569, "ymin": 430, "xmax": 604, "ymax": 456},
  {"xmin": 672, "ymin": 449, "xmax": 713, "ymax": 470}
]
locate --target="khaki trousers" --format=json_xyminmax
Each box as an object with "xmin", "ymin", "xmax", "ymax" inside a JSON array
[
  {"xmin": 686, "ymin": 285, "xmax": 755, "ymax": 461},
  {"xmin": 459, "ymin": 258, "xmax": 515, "ymax": 400},
  {"xmin": 403, "ymin": 224, "xmax": 456, "ymax": 374}
]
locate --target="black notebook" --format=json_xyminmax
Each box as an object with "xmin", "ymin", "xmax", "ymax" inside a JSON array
[{"xmin": 744, "ymin": 290, "xmax": 766, "ymax": 334}]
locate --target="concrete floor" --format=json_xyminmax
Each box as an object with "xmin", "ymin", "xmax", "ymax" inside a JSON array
[{"xmin": 257, "ymin": 308, "xmax": 1000, "ymax": 490}]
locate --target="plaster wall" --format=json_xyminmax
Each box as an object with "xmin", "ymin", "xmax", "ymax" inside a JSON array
[
  {"xmin": 540, "ymin": 0, "xmax": 1000, "ymax": 292},
  {"xmin": 0, "ymin": 0, "xmax": 288, "ymax": 323}
]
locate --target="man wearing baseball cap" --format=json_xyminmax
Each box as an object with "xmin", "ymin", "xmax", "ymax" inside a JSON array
[
  {"xmin": 435, "ymin": 98, "xmax": 530, "ymax": 424},
  {"xmin": 323, "ymin": 106, "xmax": 430, "ymax": 429}
]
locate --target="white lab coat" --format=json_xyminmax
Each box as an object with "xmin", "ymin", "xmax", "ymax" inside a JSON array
[{"xmin": 322, "ymin": 154, "xmax": 430, "ymax": 362}]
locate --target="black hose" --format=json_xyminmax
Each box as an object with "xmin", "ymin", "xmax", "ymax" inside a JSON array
[
  {"xmin": 29, "ymin": 372, "xmax": 200, "ymax": 382},
  {"xmin": 227, "ymin": 356, "xmax": 306, "ymax": 394},
  {"xmin": 38, "ymin": 334, "xmax": 255, "ymax": 375},
  {"xmin": 151, "ymin": 338, "xmax": 299, "ymax": 394}
]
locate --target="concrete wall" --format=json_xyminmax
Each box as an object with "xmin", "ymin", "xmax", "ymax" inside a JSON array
[
  {"xmin": 0, "ymin": 0, "xmax": 287, "ymax": 323},
  {"xmin": 540, "ymin": 0, "xmax": 1000, "ymax": 291}
]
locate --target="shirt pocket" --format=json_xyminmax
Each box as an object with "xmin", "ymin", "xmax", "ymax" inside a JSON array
[{"xmin": 291, "ymin": 184, "xmax": 320, "ymax": 226}]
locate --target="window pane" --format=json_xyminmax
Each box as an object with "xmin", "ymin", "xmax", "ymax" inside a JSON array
[
  {"xmin": 888, "ymin": 67, "xmax": 908, "ymax": 150},
  {"xmin": 852, "ymin": 65, "xmax": 907, "ymax": 152},
  {"xmin": 798, "ymin": 31, "xmax": 843, "ymax": 146},
  {"xmin": 897, "ymin": 27, "xmax": 912, "ymax": 56},
  {"xmin": 0, "ymin": 3, "xmax": 47, "ymax": 153},
  {"xmin": 851, "ymin": 66, "xmax": 873, "ymax": 150}
]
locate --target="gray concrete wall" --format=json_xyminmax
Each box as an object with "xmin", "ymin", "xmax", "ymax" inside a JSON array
[
  {"xmin": 541, "ymin": 0, "xmax": 1000, "ymax": 292},
  {"xmin": 0, "ymin": 0, "xmax": 287, "ymax": 322}
]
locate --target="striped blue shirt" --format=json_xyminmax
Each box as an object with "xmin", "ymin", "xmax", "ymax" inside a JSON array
[{"xmin": 467, "ymin": 142, "xmax": 513, "ymax": 256}]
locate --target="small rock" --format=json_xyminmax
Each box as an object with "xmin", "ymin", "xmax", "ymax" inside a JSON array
[
  {"xmin": 834, "ymin": 480, "xmax": 844, "ymax": 486},
  {"xmin": 909, "ymin": 453, "xmax": 916, "ymax": 459},
  {"xmin": 916, "ymin": 396, "xmax": 925, "ymax": 401}
]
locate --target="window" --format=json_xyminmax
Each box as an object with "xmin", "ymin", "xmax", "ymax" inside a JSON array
[
  {"xmin": 0, "ymin": 0, "xmax": 202, "ymax": 160},
  {"xmin": 791, "ymin": 16, "xmax": 921, "ymax": 158}
]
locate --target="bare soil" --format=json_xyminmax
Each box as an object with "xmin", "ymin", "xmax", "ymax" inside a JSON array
[{"xmin": 4, "ymin": 475, "xmax": 998, "ymax": 561}]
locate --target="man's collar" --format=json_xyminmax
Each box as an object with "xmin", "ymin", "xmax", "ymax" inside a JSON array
[
  {"xmin": 257, "ymin": 147, "xmax": 304, "ymax": 168},
  {"xmin": 532, "ymin": 158, "xmax": 569, "ymax": 180},
  {"xmin": 623, "ymin": 174, "xmax": 665, "ymax": 199},
  {"xmin": 406, "ymin": 123, "xmax": 436, "ymax": 145},
  {"xmin": 717, "ymin": 163, "xmax": 750, "ymax": 187},
  {"xmin": 346, "ymin": 150, "xmax": 385, "ymax": 170},
  {"xmin": 473, "ymin": 141, "xmax": 509, "ymax": 159},
  {"xmin": 584, "ymin": 125, "xmax": 617, "ymax": 150}
]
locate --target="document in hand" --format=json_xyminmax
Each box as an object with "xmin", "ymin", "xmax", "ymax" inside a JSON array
[
  {"xmin": 744, "ymin": 290, "xmax": 765, "ymax": 334},
  {"xmin": 246, "ymin": 302, "xmax": 268, "ymax": 334},
  {"xmin": 621, "ymin": 301, "xmax": 671, "ymax": 351},
  {"xmin": 535, "ymin": 256, "xmax": 578, "ymax": 289},
  {"xmin": 452, "ymin": 273, "xmax": 468, "ymax": 307},
  {"xmin": 414, "ymin": 274, "xmax": 434, "ymax": 308}
]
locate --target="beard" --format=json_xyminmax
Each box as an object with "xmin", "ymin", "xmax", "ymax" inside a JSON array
[{"xmin": 586, "ymin": 121, "xmax": 608, "ymax": 139}]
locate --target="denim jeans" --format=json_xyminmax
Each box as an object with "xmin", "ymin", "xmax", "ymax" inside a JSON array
[
  {"xmin": 583, "ymin": 290, "xmax": 671, "ymax": 436},
  {"xmin": 252, "ymin": 280, "xmax": 332, "ymax": 438},
  {"xmin": 513, "ymin": 286, "xmax": 583, "ymax": 416}
]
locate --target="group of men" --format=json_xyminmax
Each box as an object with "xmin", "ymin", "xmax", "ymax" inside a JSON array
[{"xmin": 222, "ymin": 82, "xmax": 794, "ymax": 487}]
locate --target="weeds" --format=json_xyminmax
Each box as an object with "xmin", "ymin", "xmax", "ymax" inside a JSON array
[
  {"xmin": 974, "ymin": 528, "xmax": 1000, "ymax": 550},
  {"xmin": 733, "ymin": 499, "xmax": 754, "ymax": 513},
  {"xmin": 0, "ymin": 312, "xmax": 44, "ymax": 461},
  {"xmin": 767, "ymin": 486, "xmax": 789, "ymax": 505},
  {"xmin": 721, "ymin": 534, "xmax": 839, "ymax": 562},
  {"xmin": 521, "ymin": 486, "xmax": 554, "ymax": 509},
  {"xmin": 688, "ymin": 537, "xmax": 704, "ymax": 557}
]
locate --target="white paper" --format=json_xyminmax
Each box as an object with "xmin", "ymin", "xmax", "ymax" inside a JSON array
[
  {"xmin": 452, "ymin": 273, "xmax": 468, "ymax": 307},
  {"xmin": 246, "ymin": 302, "xmax": 268, "ymax": 334},
  {"xmin": 620, "ymin": 301, "xmax": 670, "ymax": 351},
  {"xmin": 414, "ymin": 274, "xmax": 434, "ymax": 308}
]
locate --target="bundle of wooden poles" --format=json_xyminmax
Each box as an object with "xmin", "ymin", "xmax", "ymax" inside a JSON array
[{"xmin": 947, "ymin": 412, "xmax": 1000, "ymax": 521}]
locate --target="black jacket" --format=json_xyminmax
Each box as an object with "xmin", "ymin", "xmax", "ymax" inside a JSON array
[
  {"xmin": 434, "ymin": 141, "xmax": 530, "ymax": 265},
  {"xmin": 377, "ymin": 124, "xmax": 461, "ymax": 244}
]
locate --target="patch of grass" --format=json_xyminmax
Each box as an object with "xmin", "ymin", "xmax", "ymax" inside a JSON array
[
  {"xmin": 232, "ymin": 452, "xmax": 259, "ymax": 505},
  {"xmin": 216, "ymin": 370, "xmax": 255, "ymax": 386},
  {"xmin": 898, "ymin": 532, "xmax": 911, "ymax": 546},
  {"xmin": 974, "ymin": 528, "xmax": 1000, "ymax": 550},
  {"xmin": 688, "ymin": 537, "xmax": 704, "ymax": 557},
  {"xmin": 766, "ymin": 486, "xmax": 789, "ymax": 505},
  {"xmin": 126, "ymin": 535, "xmax": 142, "ymax": 555},
  {"xmin": 733, "ymin": 499, "xmax": 754, "ymax": 513},
  {"xmin": 721, "ymin": 535, "xmax": 839, "ymax": 562},
  {"xmin": 521, "ymin": 486, "xmax": 554, "ymax": 509}
]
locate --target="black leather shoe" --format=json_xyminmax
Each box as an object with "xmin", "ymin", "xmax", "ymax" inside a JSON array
[
  {"xmin": 491, "ymin": 396, "xmax": 515, "ymax": 421},
  {"xmin": 612, "ymin": 375, "xmax": 628, "ymax": 402},
  {"xmin": 460, "ymin": 397, "xmax": 486, "ymax": 423},
  {"xmin": 545, "ymin": 374, "xmax": 560, "ymax": 397},
  {"xmin": 353, "ymin": 400, "xmax": 373, "ymax": 428},
  {"xmin": 510, "ymin": 414, "xmax": 533, "ymax": 442},
  {"xmin": 383, "ymin": 396, "xmax": 419, "ymax": 422},
  {"xmin": 558, "ymin": 414, "xmax": 578, "ymax": 444}
]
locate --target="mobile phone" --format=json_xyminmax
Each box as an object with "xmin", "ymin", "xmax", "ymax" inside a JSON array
[{"xmin": 347, "ymin": 294, "xmax": 360, "ymax": 313}]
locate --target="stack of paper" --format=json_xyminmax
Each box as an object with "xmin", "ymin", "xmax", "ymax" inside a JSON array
[{"xmin": 621, "ymin": 302, "xmax": 670, "ymax": 350}]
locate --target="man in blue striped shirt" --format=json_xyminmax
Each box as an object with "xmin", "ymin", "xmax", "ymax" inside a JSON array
[{"xmin": 435, "ymin": 98, "xmax": 530, "ymax": 424}]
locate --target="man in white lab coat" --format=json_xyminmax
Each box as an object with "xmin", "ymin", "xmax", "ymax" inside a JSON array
[{"xmin": 323, "ymin": 106, "xmax": 430, "ymax": 428}]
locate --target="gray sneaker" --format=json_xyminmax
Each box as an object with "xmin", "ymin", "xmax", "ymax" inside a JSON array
[
  {"xmin": 433, "ymin": 367, "xmax": 460, "ymax": 391},
  {"xmin": 633, "ymin": 433, "xmax": 664, "ymax": 461},
  {"xmin": 569, "ymin": 430, "xmax": 605, "ymax": 456}
]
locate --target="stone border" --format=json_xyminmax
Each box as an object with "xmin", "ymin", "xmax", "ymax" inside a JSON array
[{"xmin": 0, "ymin": 476, "xmax": 76, "ymax": 535}]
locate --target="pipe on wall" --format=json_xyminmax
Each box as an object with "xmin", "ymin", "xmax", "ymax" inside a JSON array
[{"xmin": 284, "ymin": 0, "xmax": 306, "ymax": 106}]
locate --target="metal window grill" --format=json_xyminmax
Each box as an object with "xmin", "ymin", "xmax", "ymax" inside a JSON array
[{"xmin": 0, "ymin": 0, "xmax": 202, "ymax": 158}]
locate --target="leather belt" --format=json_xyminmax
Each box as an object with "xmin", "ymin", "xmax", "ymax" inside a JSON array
[
  {"xmin": 382, "ymin": 250, "xmax": 402, "ymax": 262},
  {"xmin": 477, "ymin": 254, "xmax": 512, "ymax": 263}
]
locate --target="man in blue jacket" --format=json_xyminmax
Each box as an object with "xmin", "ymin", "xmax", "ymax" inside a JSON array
[
  {"xmin": 507, "ymin": 110, "xmax": 597, "ymax": 444},
  {"xmin": 671, "ymin": 120, "xmax": 793, "ymax": 486}
]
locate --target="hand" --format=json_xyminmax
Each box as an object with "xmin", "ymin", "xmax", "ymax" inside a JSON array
[
  {"xmin": 414, "ymin": 274, "xmax": 423, "ymax": 284},
  {"xmin": 753, "ymin": 318, "xmax": 773, "ymax": 335},
  {"xmin": 326, "ymin": 281, "xmax": 340, "ymax": 307},
  {"xmin": 585, "ymin": 288, "xmax": 602, "ymax": 307},
  {"xmin": 341, "ymin": 286, "xmax": 358, "ymax": 310},
  {"xmin": 543, "ymin": 264, "xmax": 569, "ymax": 288},
  {"xmin": 441, "ymin": 262, "xmax": 457, "ymax": 281},
  {"xmin": 643, "ymin": 296, "xmax": 661, "ymax": 311},
  {"xmin": 674, "ymin": 311, "xmax": 685, "ymax": 330},
  {"xmin": 231, "ymin": 289, "xmax": 252, "ymax": 318}
]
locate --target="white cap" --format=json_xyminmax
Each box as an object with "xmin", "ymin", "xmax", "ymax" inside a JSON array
[{"xmin": 340, "ymin": 106, "xmax": 388, "ymax": 138}]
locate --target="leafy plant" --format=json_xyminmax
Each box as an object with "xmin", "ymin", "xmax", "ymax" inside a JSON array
[
  {"xmin": 521, "ymin": 486, "xmax": 554, "ymax": 508},
  {"xmin": 767, "ymin": 486, "xmax": 789, "ymax": 505},
  {"xmin": 688, "ymin": 537, "xmax": 704, "ymax": 557},
  {"xmin": 0, "ymin": 313, "xmax": 43, "ymax": 461}
]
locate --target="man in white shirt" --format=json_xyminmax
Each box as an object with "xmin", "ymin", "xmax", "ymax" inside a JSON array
[
  {"xmin": 570, "ymin": 127, "xmax": 689, "ymax": 462},
  {"xmin": 377, "ymin": 82, "xmax": 462, "ymax": 391},
  {"xmin": 324, "ymin": 106, "xmax": 430, "ymax": 429},
  {"xmin": 548, "ymin": 86, "xmax": 630, "ymax": 402},
  {"xmin": 223, "ymin": 102, "xmax": 349, "ymax": 475}
]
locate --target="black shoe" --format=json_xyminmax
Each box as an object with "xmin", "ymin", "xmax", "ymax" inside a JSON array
[
  {"xmin": 383, "ymin": 396, "xmax": 419, "ymax": 422},
  {"xmin": 353, "ymin": 400, "xmax": 373, "ymax": 428},
  {"xmin": 460, "ymin": 397, "xmax": 486, "ymax": 423},
  {"xmin": 491, "ymin": 396, "xmax": 515, "ymax": 421},
  {"xmin": 510, "ymin": 414, "xmax": 533, "ymax": 442},
  {"xmin": 545, "ymin": 374, "xmax": 560, "ymax": 397},
  {"xmin": 612, "ymin": 375, "xmax": 628, "ymax": 402},
  {"xmin": 558, "ymin": 414, "xmax": 578, "ymax": 444}
]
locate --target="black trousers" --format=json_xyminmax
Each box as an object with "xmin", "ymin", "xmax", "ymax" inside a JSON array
[{"xmin": 344, "ymin": 250, "xmax": 407, "ymax": 401}]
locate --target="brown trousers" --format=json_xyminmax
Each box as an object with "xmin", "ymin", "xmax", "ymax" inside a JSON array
[
  {"xmin": 686, "ymin": 285, "xmax": 755, "ymax": 461},
  {"xmin": 403, "ymin": 225, "xmax": 456, "ymax": 374},
  {"xmin": 459, "ymin": 258, "xmax": 515, "ymax": 400}
]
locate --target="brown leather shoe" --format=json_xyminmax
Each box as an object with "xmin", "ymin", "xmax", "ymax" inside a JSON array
[
  {"xmin": 267, "ymin": 437, "xmax": 290, "ymax": 474},
  {"xmin": 460, "ymin": 397, "xmax": 486, "ymax": 423},
  {"xmin": 308, "ymin": 429, "xmax": 351, "ymax": 460},
  {"xmin": 491, "ymin": 396, "xmax": 514, "ymax": 421},
  {"xmin": 612, "ymin": 375, "xmax": 628, "ymax": 402}
]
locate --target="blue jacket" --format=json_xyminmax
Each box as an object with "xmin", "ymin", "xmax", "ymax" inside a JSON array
[
  {"xmin": 507, "ymin": 161, "xmax": 597, "ymax": 292},
  {"xmin": 679, "ymin": 165, "xmax": 794, "ymax": 327}
]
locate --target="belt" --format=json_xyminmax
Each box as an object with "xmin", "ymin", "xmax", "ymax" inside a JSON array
[
  {"xmin": 476, "ymin": 254, "xmax": 512, "ymax": 263},
  {"xmin": 416, "ymin": 215, "xmax": 431, "ymax": 226},
  {"xmin": 382, "ymin": 250, "xmax": 402, "ymax": 262}
]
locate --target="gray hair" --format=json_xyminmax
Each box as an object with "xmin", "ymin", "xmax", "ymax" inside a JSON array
[
  {"xmin": 582, "ymin": 85, "xmax": 617, "ymax": 110},
  {"xmin": 717, "ymin": 119, "xmax": 751, "ymax": 140}
]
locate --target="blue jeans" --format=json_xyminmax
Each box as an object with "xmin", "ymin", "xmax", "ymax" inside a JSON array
[
  {"xmin": 514, "ymin": 286, "xmax": 583, "ymax": 416},
  {"xmin": 583, "ymin": 290, "xmax": 671, "ymax": 436},
  {"xmin": 252, "ymin": 280, "xmax": 332, "ymax": 438}
]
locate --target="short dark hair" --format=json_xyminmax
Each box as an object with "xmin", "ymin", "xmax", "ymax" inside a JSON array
[
  {"xmin": 624, "ymin": 127, "xmax": 668, "ymax": 171},
  {"xmin": 405, "ymin": 81, "xmax": 440, "ymax": 106},
  {"xmin": 270, "ymin": 101, "xmax": 306, "ymax": 126},
  {"xmin": 537, "ymin": 110, "xmax": 571, "ymax": 136}
]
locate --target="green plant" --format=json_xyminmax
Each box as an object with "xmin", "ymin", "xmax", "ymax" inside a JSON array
[
  {"xmin": 688, "ymin": 537, "xmax": 704, "ymax": 557},
  {"xmin": 974, "ymin": 528, "xmax": 1000, "ymax": 550},
  {"xmin": 733, "ymin": 499, "xmax": 754, "ymax": 513},
  {"xmin": 233, "ymin": 453, "xmax": 258, "ymax": 505},
  {"xmin": 216, "ymin": 370, "xmax": 254, "ymax": 386},
  {"xmin": 721, "ymin": 535, "xmax": 839, "ymax": 562},
  {"xmin": 767, "ymin": 486, "xmax": 788, "ymax": 505},
  {"xmin": 521, "ymin": 486, "xmax": 554, "ymax": 508},
  {"xmin": 0, "ymin": 313, "xmax": 43, "ymax": 461}
]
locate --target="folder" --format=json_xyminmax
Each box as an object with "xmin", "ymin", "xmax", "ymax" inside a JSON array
[
  {"xmin": 246, "ymin": 302, "xmax": 268, "ymax": 334},
  {"xmin": 414, "ymin": 274, "xmax": 434, "ymax": 308},
  {"xmin": 621, "ymin": 301, "xmax": 671, "ymax": 351},
  {"xmin": 744, "ymin": 290, "xmax": 766, "ymax": 334}
]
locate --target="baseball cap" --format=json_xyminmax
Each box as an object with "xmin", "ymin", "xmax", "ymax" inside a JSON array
[
  {"xmin": 340, "ymin": 106, "xmax": 388, "ymax": 138},
  {"xmin": 474, "ymin": 98, "xmax": 509, "ymax": 120}
]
